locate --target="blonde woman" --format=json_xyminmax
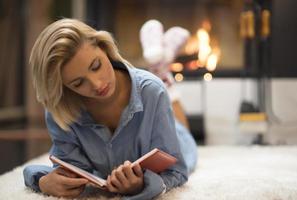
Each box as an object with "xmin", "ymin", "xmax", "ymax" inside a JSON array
[{"xmin": 23, "ymin": 18, "xmax": 197, "ymax": 200}]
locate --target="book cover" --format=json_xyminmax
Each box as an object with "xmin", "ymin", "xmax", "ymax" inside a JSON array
[{"xmin": 132, "ymin": 148, "xmax": 177, "ymax": 173}]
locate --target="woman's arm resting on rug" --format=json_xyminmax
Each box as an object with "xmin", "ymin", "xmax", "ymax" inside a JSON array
[
  {"xmin": 39, "ymin": 167, "xmax": 88, "ymax": 198},
  {"xmin": 23, "ymin": 165, "xmax": 89, "ymax": 198},
  {"xmin": 23, "ymin": 112, "xmax": 93, "ymax": 197}
]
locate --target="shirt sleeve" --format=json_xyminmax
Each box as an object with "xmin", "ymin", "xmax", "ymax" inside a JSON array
[
  {"xmin": 123, "ymin": 88, "xmax": 188, "ymax": 200},
  {"xmin": 23, "ymin": 165, "xmax": 53, "ymax": 192}
]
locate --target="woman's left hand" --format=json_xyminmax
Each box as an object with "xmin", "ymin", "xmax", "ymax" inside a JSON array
[{"xmin": 106, "ymin": 160, "xmax": 144, "ymax": 195}]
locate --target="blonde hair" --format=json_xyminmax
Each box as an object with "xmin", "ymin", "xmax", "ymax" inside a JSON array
[{"xmin": 30, "ymin": 18, "xmax": 130, "ymax": 131}]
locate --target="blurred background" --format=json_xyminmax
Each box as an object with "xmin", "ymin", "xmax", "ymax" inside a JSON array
[{"xmin": 1, "ymin": 0, "xmax": 297, "ymax": 174}]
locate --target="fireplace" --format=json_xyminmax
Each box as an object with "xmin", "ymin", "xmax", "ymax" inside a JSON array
[{"xmin": 87, "ymin": 0, "xmax": 245, "ymax": 78}]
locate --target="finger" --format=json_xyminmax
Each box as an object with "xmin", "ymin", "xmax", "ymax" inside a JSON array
[
  {"xmin": 55, "ymin": 167, "xmax": 66, "ymax": 175},
  {"xmin": 115, "ymin": 165, "xmax": 129, "ymax": 186},
  {"xmin": 110, "ymin": 169, "xmax": 123, "ymax": 189},
  {"xmin": 122, "ymin": 161, "xmax": 135, "ymax": 179},
  {"xmin": 106, "ymin": 175, "xmax": 119, "ymax": 193},
  {"xmin": 132, "ymin": 163, "xmax": 143, "ymax": 177},
  {"xmin": 59, "ymin": 176, "xmax": 89, "ymax": 188}
]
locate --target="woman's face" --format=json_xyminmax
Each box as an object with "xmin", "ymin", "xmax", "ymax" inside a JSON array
[{"xmin": 61, "ymin": 42, "xmax": 116, "ymax": 102}]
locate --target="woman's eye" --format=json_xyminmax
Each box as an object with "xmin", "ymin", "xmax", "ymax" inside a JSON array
[
  {"xmin": 73, "ymin": 80, "xmax": 83, "ymax": 88},
  {"xmin": 91, "ymin": 59, "xmax": 101, "ymax": 71}
]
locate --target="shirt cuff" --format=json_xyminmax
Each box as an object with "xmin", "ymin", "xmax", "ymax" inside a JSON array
[
  {"xmin": 122, "ymin": 169, "xmax": 165, "ymax": 200},
  {"xmin": 23, "ymin": 165, "xmax": 53, "ymax": 192}
]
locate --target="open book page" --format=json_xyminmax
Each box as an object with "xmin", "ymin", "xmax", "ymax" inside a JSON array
[
  {"xmin": 49, "ymin": 148, "xmax": 177, "ymax": 188},
  {"xmin": 49, "ymin": 155, "xmax": 107, "ymax": 188}
]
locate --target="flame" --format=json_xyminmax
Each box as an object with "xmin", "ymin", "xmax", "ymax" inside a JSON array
[
  {"xmin": 170, "ymin": 62, "xmax": 184, "ymax": 72},
  {"xmin": 184, "ymin": 36, "xmax": 198, "ymax": 55},
  {"xmin": 186, "ymin": 60, "xmax": 201, "ymax": 70},
  {"xmin": 180, "ymin": 20, "xmax": 220, "ymax": 76},
  {"xmin": 202, "ymin": 20, "xmax": 212, "ymax": 32},
  {"xmin": 206, "ymin": 53, "xmax": 218, "ymax": 71},
  {"xmin": 197, "ymin": 28, "xmax": 210, "ymax": 44},
  {"xmin": 197, "ymin": 28, "xmax": 212, "ymax": 65}
]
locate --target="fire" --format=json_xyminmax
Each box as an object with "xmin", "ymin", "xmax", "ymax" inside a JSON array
[
  {"xmin": 197, "ymin": 28, "xmax": 210, "ymax": 44},
  {"xmin": 197, "ymin": 28, "xmax": 214, "ymax": 67},
  {"xmin": 206, "ymin": 53, "xmax": 218, "ymax": 71},
  {"xmin": 184, "ymin": 36, "xmax": 198, "ymax": 55},
  {"xmin": 197, "ymin": 26, "xmax": 219, "ymax": 80},
  {"xmin": 183, "ymin": 21, "xmax": 220, "ymax": 73},
  {"xmin": 170, "ymin": 62, "xmax": 184, "ymax": 72},
  {"xmin": 186, "ymin": 60, "xmax": 201, "ymax": 70}
]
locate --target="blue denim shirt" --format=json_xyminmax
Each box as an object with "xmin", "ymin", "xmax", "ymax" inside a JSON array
[{"xmin": 23, "ymin": 63, "xmax": 197, "ymax": 200}]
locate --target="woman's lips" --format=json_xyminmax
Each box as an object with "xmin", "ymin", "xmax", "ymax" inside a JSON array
[{"xmin": 95, "ymin": 84, "xmax": 110, "ymax": 97}]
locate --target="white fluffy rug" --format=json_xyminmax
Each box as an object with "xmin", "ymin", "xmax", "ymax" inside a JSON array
[{"xmin": 1, "ymin": 146, "xmax": 297, "ymax": 200}]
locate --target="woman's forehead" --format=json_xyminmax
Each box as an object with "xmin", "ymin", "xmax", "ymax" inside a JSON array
[
  {"xmin": 61, "ymin": 43, "xmax": 106, "ymax": 82},
  {"xmin": 61, "ymin": 44, "xmax": 95, "ymax": 78}
]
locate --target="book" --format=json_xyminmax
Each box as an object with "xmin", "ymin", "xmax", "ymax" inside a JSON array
[
  {"xmin": 49, "ymin": 148, "xmax": 177, "ymax": 188},
  {"xmin": 131, "ymin": 148, "xmax": 177, "ymax": 173}
]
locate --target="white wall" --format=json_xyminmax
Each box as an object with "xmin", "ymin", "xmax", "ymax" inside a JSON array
[
  {"xmin": 176, "ymin": 79, "xmax": 297, "ymax": 145},
  {"xmin": 267, "ymin": 80, "xmax": 297, "ymax": 144}
]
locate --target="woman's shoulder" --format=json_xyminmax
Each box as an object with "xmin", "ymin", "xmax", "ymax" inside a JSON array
[
  {"xmin": 128, "ymin": 67, "xmax": 170, "ymax": 108},
  {"xmin": 131, "ymin": 67, "xmax": 166, "ymax": 93}
]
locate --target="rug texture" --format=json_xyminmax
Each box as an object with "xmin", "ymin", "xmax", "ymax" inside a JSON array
[{"xmin": 0, "ymin": 146, "xmax": 297, "ymax": 200}]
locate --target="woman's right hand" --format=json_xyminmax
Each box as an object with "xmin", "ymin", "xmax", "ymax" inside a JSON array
[{"xmin": 39, "ymin": 167, "xmax": 89, "ymax": 198}]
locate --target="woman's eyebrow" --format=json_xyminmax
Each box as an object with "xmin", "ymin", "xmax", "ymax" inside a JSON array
[{"xmin": 67, "ymin": 57, "xmax": 97, "ymax": 85}]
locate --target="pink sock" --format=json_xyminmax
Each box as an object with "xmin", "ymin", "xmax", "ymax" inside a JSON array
[{"xmin": 140, "ymin": 20, "xmax": 189, "ymax": 88}]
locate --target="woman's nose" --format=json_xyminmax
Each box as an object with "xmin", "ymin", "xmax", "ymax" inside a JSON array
[{"xmin": 88, "ymin": 75, "xmax": 103, "ymax": 89}]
